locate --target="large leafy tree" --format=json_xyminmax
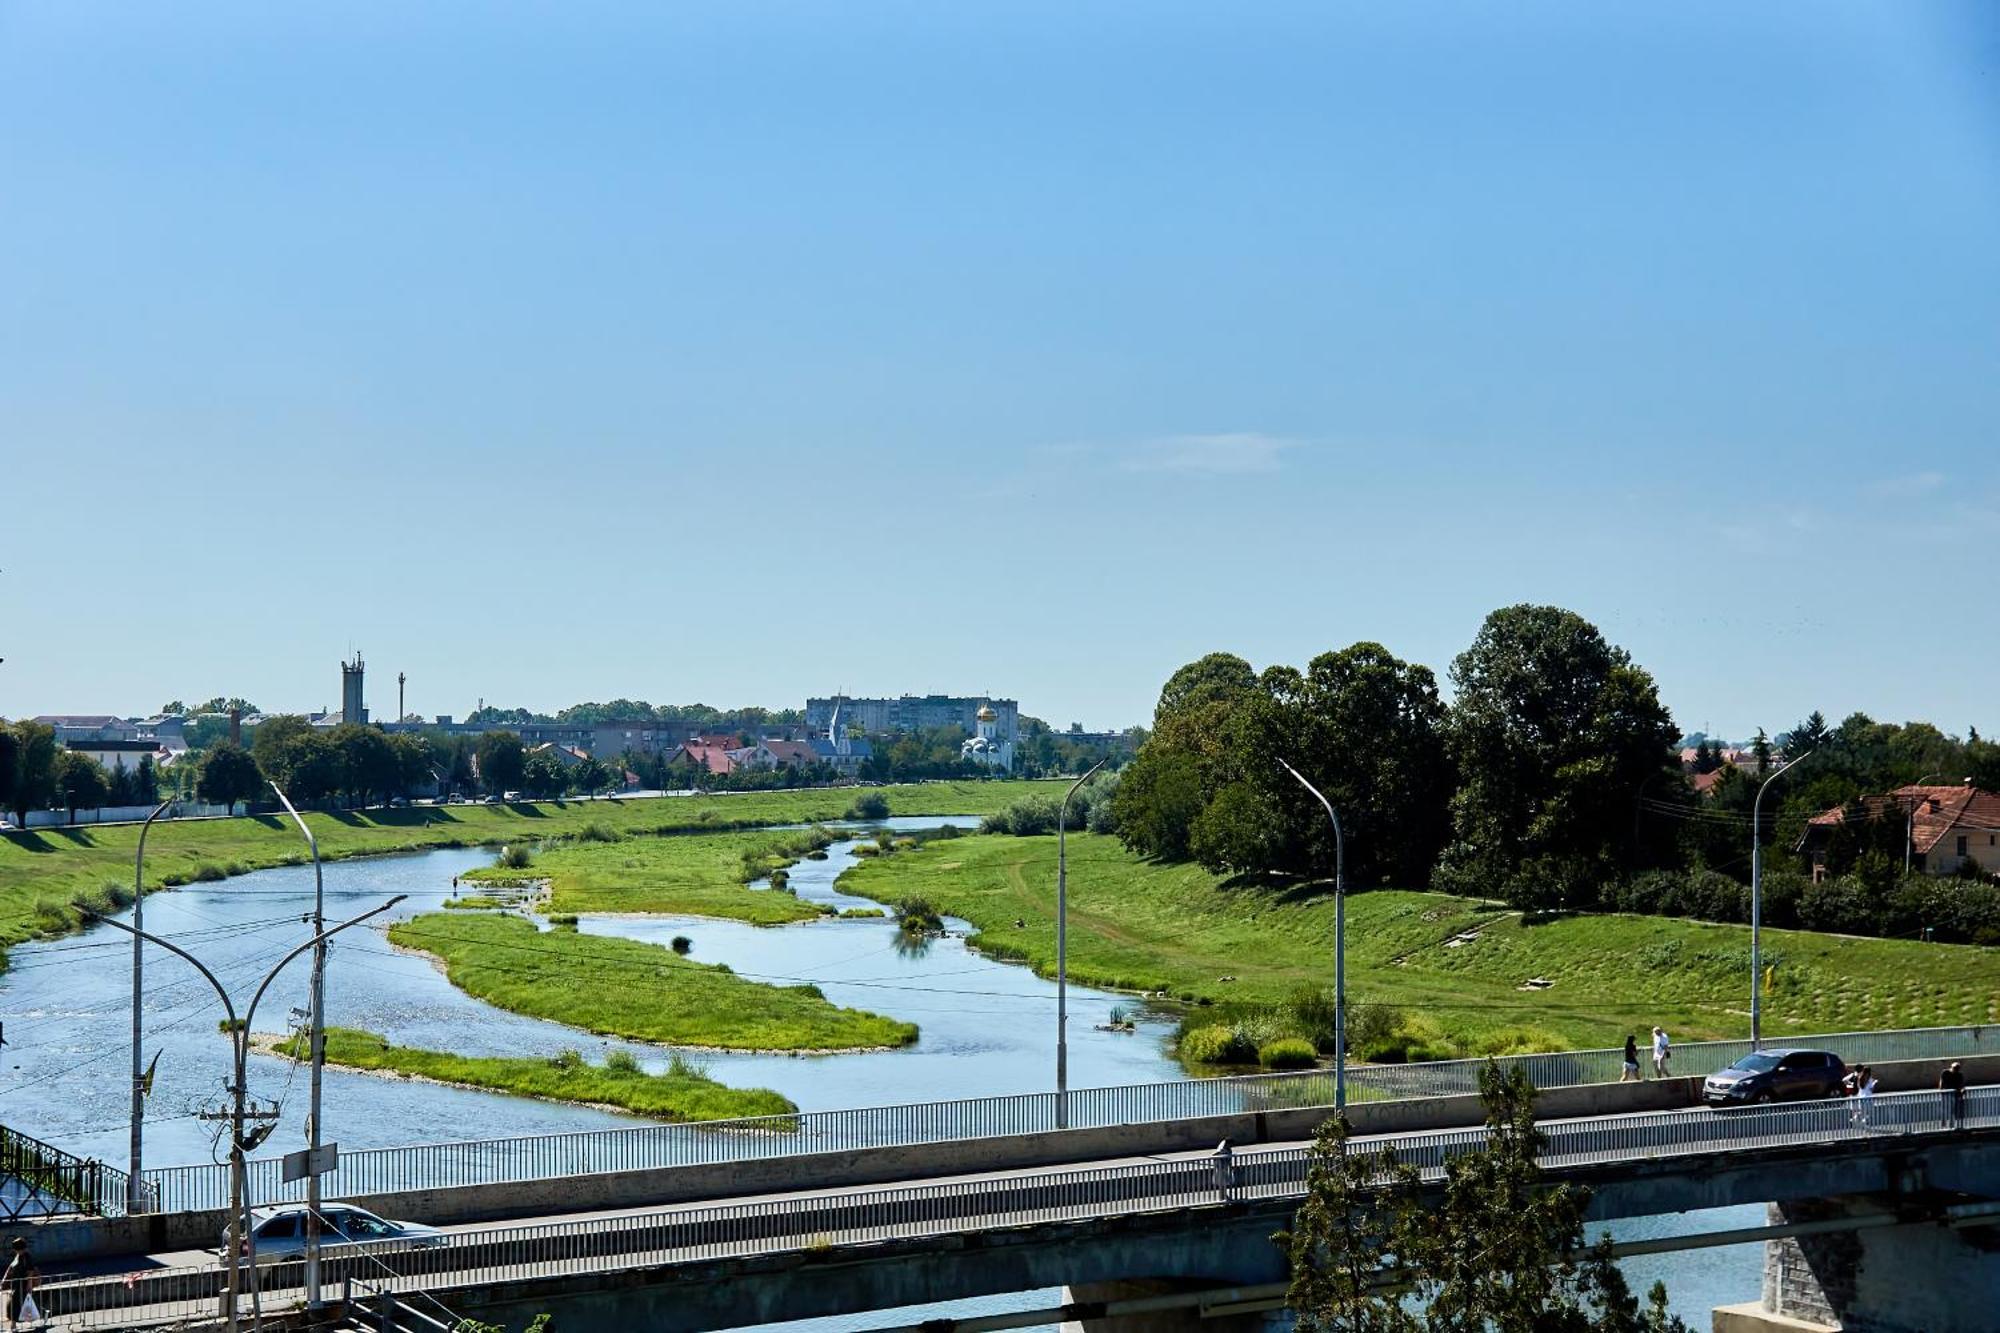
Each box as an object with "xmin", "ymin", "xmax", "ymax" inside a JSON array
[
  {"xmin": 55, "ymin": 751, "xmax": 111, "ymax": 815},
  {"xmin": 475, "ymin": 730, "xmax": 526, "ymax": 795},
  {"xmin": 1441, "ymin": 606, "xmax": 1679, "ymax": 908},
  {"xmin": 329, "ymin": 723, "xmax": 398, "ymax": 806},
  {"xmin": 197, "ymin": 741, "xmax": 265, "ymax": 814},
  {"xmin": 253, "ymin": 716, "xmax": 342, "ymax": 801},
  {"xmin": 1281, "ymin": 1063, "xmax": 1687, "ymax": 1333},
  {"xmin": 4, "ymin": 721, "xmax": 58, "ymax": 827}
]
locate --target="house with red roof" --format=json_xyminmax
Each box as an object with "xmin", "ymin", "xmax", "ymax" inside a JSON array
[{"xmin": 1800, "ymin": 783, "xmax": 2000, "ymax": 880}]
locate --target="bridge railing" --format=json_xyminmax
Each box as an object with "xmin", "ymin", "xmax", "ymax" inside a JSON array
[
  {"xmin": 0, "ymin": 1125, "xmax": 129, "ymax": 1220},
  {"xmin": 132, "ymin": 1022, "xmax": 1999, "ymax": 1216},
  {"xmin": 51, "ymin": 1086, "xmax": 2000, "ymax": 1327}
]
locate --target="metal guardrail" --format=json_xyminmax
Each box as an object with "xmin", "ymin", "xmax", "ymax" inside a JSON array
[
  {"xmin": 130, "ymin": 1022, "xmax": 1999, "ymax": 1215},
  {"xmin": 41, "ymin": 1085, "xmax": 2000, "ymax": 1329},
  {"xmin": 0, "ymin": 1125, "xmax": 128, "ymax": 1220}
]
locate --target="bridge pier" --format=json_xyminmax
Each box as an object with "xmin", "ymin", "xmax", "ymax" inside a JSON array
[
  {"xmin": 1713, "ymin": 1197, "xmax": 2000, "ymax": 1333},
  {"xmin": 1058, "ymin": 1278, "xmax": 1273, "ymax": 1331}
]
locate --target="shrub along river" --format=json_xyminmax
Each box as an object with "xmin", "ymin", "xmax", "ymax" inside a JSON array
[{"xmin": 0, "ymin": 814, "xmax": 1759, "ymax": 1327}]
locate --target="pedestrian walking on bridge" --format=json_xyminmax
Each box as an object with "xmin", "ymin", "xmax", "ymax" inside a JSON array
[
  {"xmin": 1940, "ymin": 1061, "xmax": 1967, "ymax": 1130},
  {"xmin": 1650, "ymin": 1026, "xmax": 1671, "ymax": 1078},
  {"xmin": 1212, "ymin": 1139, "xmax": 1235, "ymax": 1202},
  {"xmin": 1621, "ymin": 1035, "xmax": 1640, "ymax": 1082},
  {"xmin": 3, "ymin": 1237, "xmax": 40, "ymax": 1330}
]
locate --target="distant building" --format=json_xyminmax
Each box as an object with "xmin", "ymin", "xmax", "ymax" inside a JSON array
[
  {"xmin": 960, "ymin": 704, "xmax": 1015, "ymax": 772},
  {"xmin": 61, "ymin": 737, "xmax": 168, "ymax": 773},
  {"xmin": 748, "ymin": 739, "xmax": 819, "ymax": 770},
  {"xmin": 33, "ymin": 715, "xmax": 140, "ymax": 744},
  {"xmin": 340, "ymin": 653, "xmax": 368, "ymax": 725},
  {"xmin": 527, "ymin": 742, "xmax": 590, "ymax": 769},
  {"xmin": 806, "ymin": 694, "xmax": 1019, "ymax": 745},
  {"xmin": 1800, "ymin": 784, "xmax": 2000, "ymax": 879}
]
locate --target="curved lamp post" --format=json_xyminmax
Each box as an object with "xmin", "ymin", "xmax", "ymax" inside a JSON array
[
  {"xmin": 269, "ymin": 783, "xmax": 330, "ymax": 1307},
  {"xmin": 128, "ymin": 798, "xmax": 176, "ymax": 1213},
  {"xmin": 1751, "ymin": 748, "xmax": 1814, "ymax": 1049},
  {"xmin": 89, "ymin": 896, "xmax": 406, "ymax": 1332},
  {"xmin": 1278, "ymin": 761, "xmax": 1345, "ymax": 1110},
  {"xmin": 1055, "ymin": 758, "xmax": 1106, "ymax": 1130}
]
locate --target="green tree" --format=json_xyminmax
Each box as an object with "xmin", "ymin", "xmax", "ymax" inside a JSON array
[
  {"xmin": 197, "ymin": 741, "xmax": 265, "ymax": 814},
  {"xmin": 1282, "ymin": 1063, "xmax": 1687, "ymax": 1333},
  {"xmin": 56, "ymin": 751, "xmax": 112, "ymax": 816},
  {"xmin": 573, "ymin": 755, "xmax": 610, "ymax": 795},
  {"xmin": 254, "ymin": 717, "xmax": 343, "ymax": 801},
  {"xmin": 1440, "ymin": 606, "xmax": 1679, "ymax": 909},
  {"xmin": 388, "ymin": 732, "xmax": 435, "ymax": 798},
  {"xmin": 476, "ymin": 730, "xmax": 526, "ymax": 795},
  {"xmin": 521, "ymin": 750, "xmax": 570, "ymax": 799},
  {"xmin": 329, "ymin": 723, "xmax": 398, "ymax": 807},
  {"xmin": 4, "ymin": 721, "xmax": 58, "ymax": 827}
]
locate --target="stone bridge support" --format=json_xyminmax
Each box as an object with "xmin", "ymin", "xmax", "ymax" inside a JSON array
[
  {"xmin": 1714, "ymin": 1196, "xmax": 2000, "ymax": 1333},
  {"xmin": 1058, "ymin": 1278, "xmax": 1272, "ymax": 1331}
]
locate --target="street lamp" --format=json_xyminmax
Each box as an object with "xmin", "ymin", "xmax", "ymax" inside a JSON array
[
  {"xmin": 1279, "ymin": 760, "xmax": 1345, "ymax": 1110},
  {"xmin": 129, "ymin": 799, "xmax": 176, "ymax": 1213},
  {"xmin": 269, "ymin": 783, "xmax": 330, "ymax": 1308},
  {"xmin": 88, "ymin": 897, "xmax": 405, "ymax": 1333},
  {"xmin": 1055, "ymin": 758, "xmax": 1106, "ymax": 1130},
  {"xmin": 1751, "ymin": 747, "xmax": 1814, "ymax": 1050}
]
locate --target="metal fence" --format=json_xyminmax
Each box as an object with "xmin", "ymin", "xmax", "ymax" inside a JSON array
[
  {"xmin": 0, "ymin": 1125, "xmax": 128, "ymax": 1220},
  {"xmin": 44, "ymin": 1086, "xmax": 2000, "ymax": 1330},
  {"xmin": 132, "ymin": 1023, "xmax": 1999, "ymax": 1216}
]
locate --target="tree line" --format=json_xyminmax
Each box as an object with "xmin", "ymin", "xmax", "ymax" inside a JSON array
[
  {"xmin": 1109, "ymin": 603, "xmax": 2000, "ymax": 938},
  {"xmin": 0, "ymin": 721, "xmax": 164, "ymax": 825}
]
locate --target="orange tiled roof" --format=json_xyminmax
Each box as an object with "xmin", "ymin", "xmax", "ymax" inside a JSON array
[{"xmin": 1807, "ymin": 785, "xmax": 2000, "ymax": 853}]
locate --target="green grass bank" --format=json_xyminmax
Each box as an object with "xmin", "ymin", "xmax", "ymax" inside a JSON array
[
  {"xmin": 387, "ymin": 911, "xmax": 919, "ymax": 1051},
  {"xmin": 0, "ymin": 780, "xmax": 1061, "ymax": 965},
  {"xmin": 258, "ymin": 1027, "xmax": 796, "ymax": 1121},
  {"xmin": 837, "ymin": 832, "xmax": 2000, "ymax": 1056}
]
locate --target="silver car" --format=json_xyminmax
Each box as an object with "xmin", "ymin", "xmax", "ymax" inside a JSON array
[{"xmin": 224, "ymin": 1204, "xmax": 445, "ymax": 1262}]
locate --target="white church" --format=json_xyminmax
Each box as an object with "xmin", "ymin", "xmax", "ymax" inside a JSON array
[{"xmin": 960, "ymin": 703, "xmax": 1015, "ymax": 772}]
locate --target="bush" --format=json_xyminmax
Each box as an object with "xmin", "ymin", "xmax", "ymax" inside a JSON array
[
  {"xmin": 1180, "ymin": 1024, "xmax": 1258, "ymax": 1065},
  {"xmin": 846, "ymin": 792, "xmax": 891, "ymax": 820},
  {"xmin": 552, "ymin": 1048, "xmax": 584, "ymax": 1070},
  {"xmin": 671, "ymin": 935, "xmax": 693, "ymax": 955},
  {"xmin": 192, "ymin": 863, "xmax": 226, "ymax": 883},
  {"xmin": 497, "ymin": 845, "xmax": 533, "ymax": 870},
  {"xmin": 547, "ymin": 913, "xmax": 579, "ymax": 926},
  {"xmin": 604, "ymin": 1049, "xmax": 642, "ymax": 1074},
  {"xmin": 576, "ymin": 822, "xmax": 622, "ymax": 844},
  {"xmin": 897, "ymin": 897, "xmax": 944, "ymax": 934},
  {"xmin": 1258, "ymin": 1037, "xmax": 1318, "ymax": 1070}
]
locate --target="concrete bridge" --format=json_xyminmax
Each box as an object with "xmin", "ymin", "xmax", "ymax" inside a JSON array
[{"xmin": 31, "ymin": 1077, "xmax": 2000, "ymax": 1333}]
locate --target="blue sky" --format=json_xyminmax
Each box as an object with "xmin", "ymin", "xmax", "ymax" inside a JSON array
[{"xmin": 2, "ymin": 2, "xmax": 1995, "ymax": 736}]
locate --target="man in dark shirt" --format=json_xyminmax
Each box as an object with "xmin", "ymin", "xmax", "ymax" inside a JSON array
[{"xmin": 1939, "ymin": 1061, "xmax": 1967, "ymax": 1129}]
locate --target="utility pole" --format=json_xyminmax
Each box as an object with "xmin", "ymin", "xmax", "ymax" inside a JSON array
[
  {"xmin": 270, "ymin": 784, "xmax": 328, "ymax": 1307},
  {"xmin": 88, "ymin": 897, "xmax": 406, "ymax": 1333},
  {"xmin": 129, "ymin": 799, "xmax": 175, "ymax": 1213},
  {"xmin": 1054, "ymin": 759, "xmax": 1106, "ymax": 1130},
  {"xmin": 1751, "ymin": 747, "xmax": 1813, "ymax": 1049},
  {"xmin": 398, "ymin": 672, "xmax": 406, "ymax": 725},
  {"xmin": 1280, "ymin": 761, "xmax": 1345, "ymax": 1110}
]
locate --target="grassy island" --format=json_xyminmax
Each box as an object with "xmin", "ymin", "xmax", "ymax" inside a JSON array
[
  {"xmin": 387, "ymin": 911, "xmax": 919, "ymax": 1051},
  {"xmin": 259, "ymin": 1027, "xmax": 797, "ymax": 1121},
  {"xmin": 465, "ymin": 827, "xmax": 852, "ymax": 925},
  {"xmin": 838, "ymin": 831, "xmax": 2000, "ymax": 1054}
]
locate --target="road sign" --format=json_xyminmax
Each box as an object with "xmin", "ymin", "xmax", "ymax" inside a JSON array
[{"xmin": 282, "ymin": 1144, "xmax": 338, "ymax": 1183}]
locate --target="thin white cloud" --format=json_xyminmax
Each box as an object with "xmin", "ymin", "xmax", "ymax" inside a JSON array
[
  {"xmin": 1869, "ymin": 471, "xmax": 1946, "ymax": 497},
  {"xmin": 1123, "ymin": 433, "xmax": 1299, "ymax": 475}
]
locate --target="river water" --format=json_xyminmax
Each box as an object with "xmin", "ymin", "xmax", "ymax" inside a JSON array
[{"xmin": 0, "ymin": 816, "xmax": 1760, "ymax": 1327}]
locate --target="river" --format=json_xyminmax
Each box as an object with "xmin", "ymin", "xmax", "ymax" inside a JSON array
[{"xmin": 0, "ymin": 816, "xmax": 1760, "ymax": 1327}]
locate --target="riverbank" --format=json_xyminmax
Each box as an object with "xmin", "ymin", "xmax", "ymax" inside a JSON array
[
  {"xmin": 0, "ymin": 780, "xmax": 1065, "ymax": 964},
  {"xmin": 254, "ymin": 1026, "xmax": 797, "ymax": 1121},
  {"xmin": 465, "ymin": 827, "xmax": 847, "ymax": 925},
  {"xmin": 836, "ymin": 832, "xmax": 2000, "ymax": 1052},
  {"xmin": 388, "ymin": 911, "xmax": 921, "ymax": 1051}
]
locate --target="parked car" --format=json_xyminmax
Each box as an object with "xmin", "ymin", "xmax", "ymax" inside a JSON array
[
  {"xmin": 224, "ymin": 1204, "xmax": 445, "ymax": 1263},
  {"xmin": 1702, "ymin": 1048, "xmax": 1846, "ymax": 1107}
]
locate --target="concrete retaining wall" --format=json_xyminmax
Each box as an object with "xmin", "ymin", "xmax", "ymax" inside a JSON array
[{"xmin": 26, "ymin": 1052, "xmax": 2000, "ymax": 1263}]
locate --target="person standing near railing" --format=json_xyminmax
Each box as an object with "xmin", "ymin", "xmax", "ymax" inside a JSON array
[
  {"xmin": 1940, "ymin": 1061, "xmax": 1967, "ymax": 1130},
  {"xmin": 3, "ymin": 1237, "xmax": 40, "ymax": 1330},
  {"xmin": 1650, "ymin": 1027, "xmax": 1671, "ymax": 1078},
  {"xmin": 1212, "ymin": 1140, "xmax": 1234, "ymax": 1202}
]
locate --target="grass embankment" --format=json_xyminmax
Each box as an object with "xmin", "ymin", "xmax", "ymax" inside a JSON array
[
  {"xmin": 838, "ymin": 832, "xmax": 2000, "ymax": 1058},
  {"xmin": 259, "ymin": 1027, "xmax": 795, "ymax": 1121},
  {"xmin": 465, "ymin": 827, "xmax": 851, "ymax": 925},
  {"xmin": 0, "ymin": 780, "xmax": 1063, "ymax": 963},
  {"xmin": 387, "ymin": 911, "xmax": 919, "ymax": 1051}
]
